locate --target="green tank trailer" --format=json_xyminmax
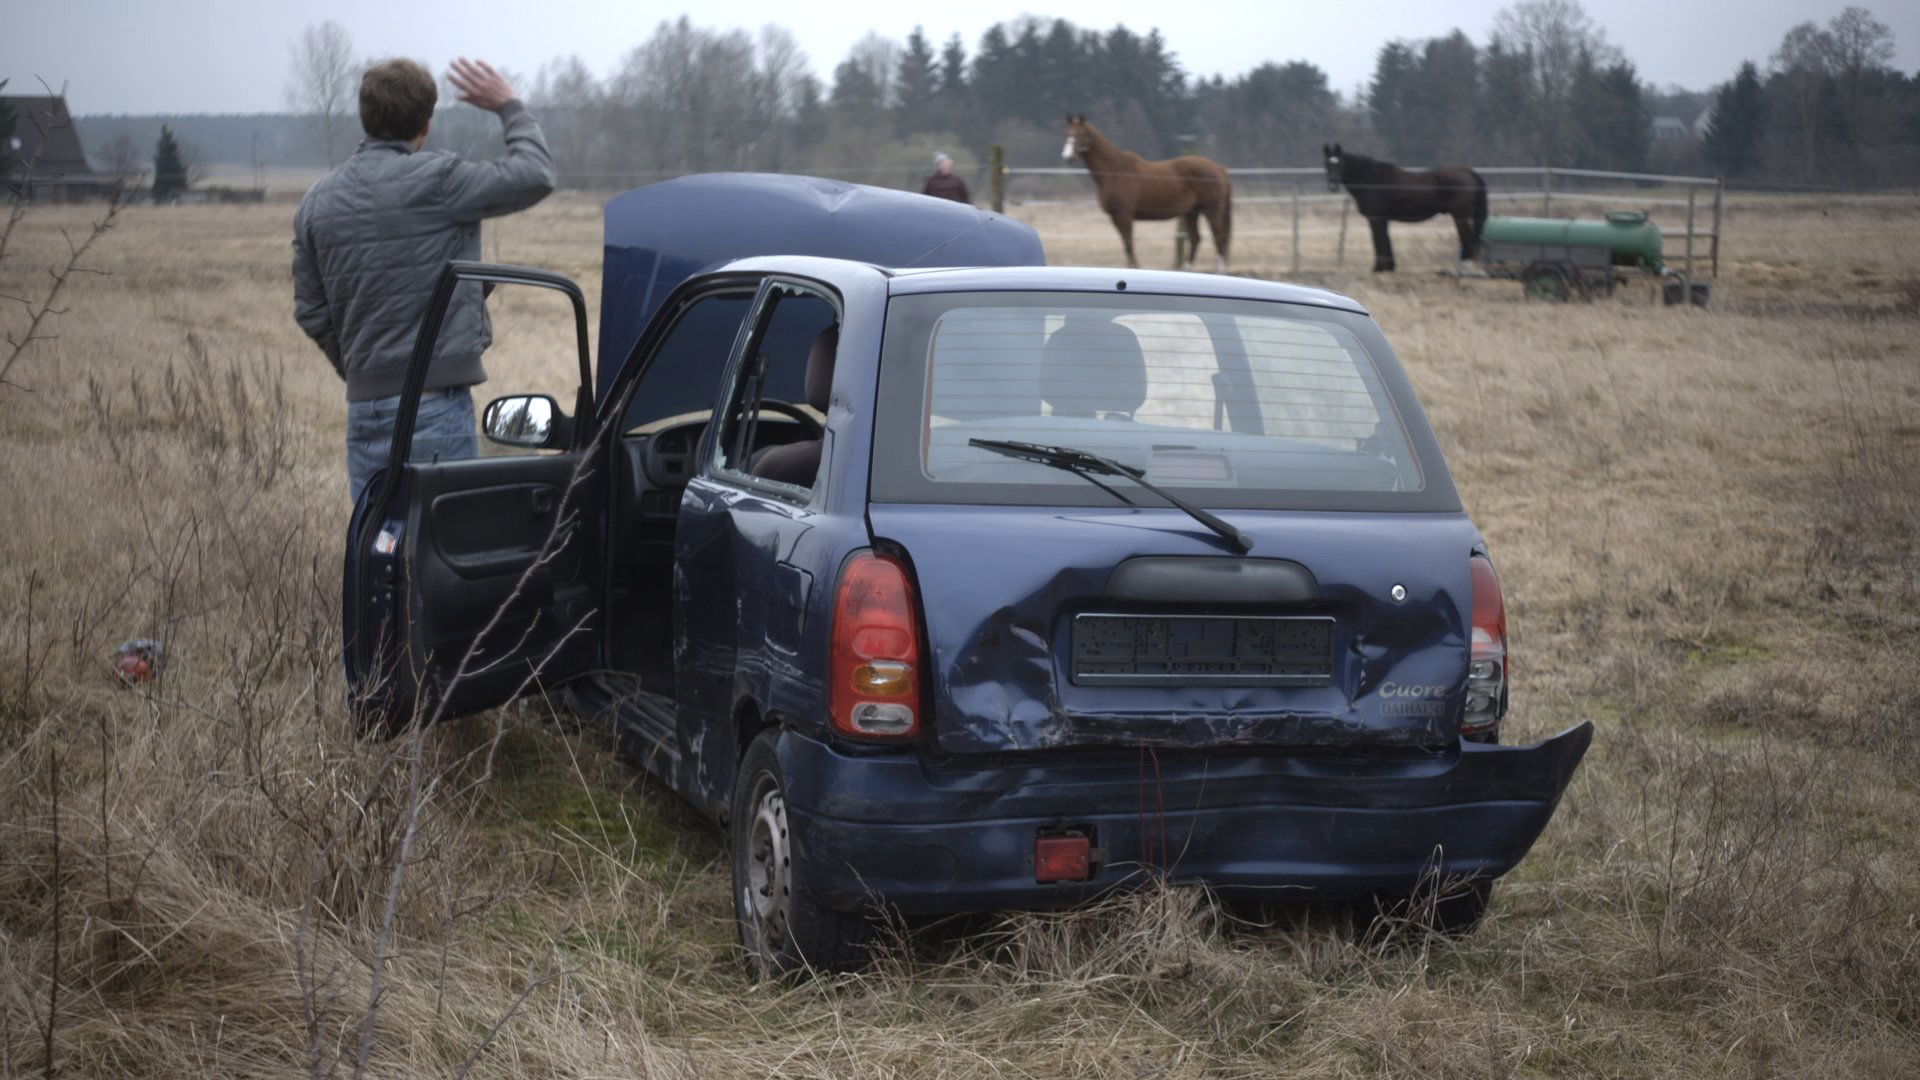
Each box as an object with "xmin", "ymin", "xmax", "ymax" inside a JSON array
[{"xmin": 1481, "ymin": 211, "xmax": 1709, "ymax": 305}]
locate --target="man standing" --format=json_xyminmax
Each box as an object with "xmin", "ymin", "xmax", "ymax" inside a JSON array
[
  {"xmin": 921, "ymin": 151, "xmax": 970, "ymax": 204},
  {"xmin": 293, "ymin": 57, "xmax": 556, "ymax": 501}
]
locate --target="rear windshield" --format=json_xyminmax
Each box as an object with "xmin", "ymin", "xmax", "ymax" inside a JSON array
[{"xmin": 871, "ymin": 291, "xmax": 1458, "ymax": 512}]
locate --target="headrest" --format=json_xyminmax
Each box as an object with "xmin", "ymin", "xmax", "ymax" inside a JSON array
[
  {"xmin": 805, "ymin": 325, "xmax": 838, "ymax": 412},
  {"xmin": 1040, "ymin": 316, "xmax": 1148, "ymax": 418}
]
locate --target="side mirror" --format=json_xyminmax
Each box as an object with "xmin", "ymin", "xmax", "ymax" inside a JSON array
[{"xmin": 481, "ymin": 393, "xmax": 571, "ymax": 450}]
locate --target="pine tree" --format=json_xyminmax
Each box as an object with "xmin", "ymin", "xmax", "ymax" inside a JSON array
[
  {"xmin": 968, "ymin": 25, "xmax": 1017, "ymax": 146},
  {"xmin": 1216, "ymin": 61, "xmax": 1335, "ymax": 162},
  {"xmin": 934, "ymin": 34, "xmax": 969, "ymax": 137},
  {"xmin": 830, "ymin": 58, "xmax": 882, "ymax": 115},
  {"xmin": 1476, "ymin": 42, "xmax": 1535, "ymax": 162},
  {"xmin": 1136, "ymin": 29, "xmax": 1191, "ymax": 154},
  {"xmin": 1368, "ymin": 42, "xmax": 1419, "ymax": 157},
  {"xmin": 152, "ymin": 124, "xmax": 188, "ymax": 203},
  {"xmin": 1416, "ymin": 32, "xmax": 1480, "ymax": 161},
  {"xmin": 894, "ymin": 28, "xmax": 938, "ymax": 136},
  {"xmin": 1037, "ymin": 20, "xmax": 1082, "ymax": 125},
  {"xmin": 1006, "ymin": 21, "xmax": 1048, "ymax": 126},
  {"xmin": 1703, "ymin": 61, "xmax": 1766, "ymax": 177},
  {"xmin": 1569, "ymin": 58, "xmax": 1648, "ymax": 170},
  {"xmin": 938, "ymin": 35, "xmax": 968, "ymax": 96}
]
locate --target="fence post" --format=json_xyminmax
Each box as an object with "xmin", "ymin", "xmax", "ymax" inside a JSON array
[
  {"xmin": 1542, "ymin": 166, "xmax": 1554, "ymax": 217},
  {"xmin": 989, "ymin": 145, "xmax": 1005, "ymax": 213},
  {"xmin": 1684, "ymin": 186, "xmax": 1696, "ymax": 285},
  {"xmin": 1290, "ymin": 183, "xmax": 1301, "ymax": 277},
  {"xmin": 1337, "ymin": 197, "xmax": 1349, "ymax": 269},
  {"xmin": 1710, "ymin": 177, "xmax": 1723, "ymax": 279}
]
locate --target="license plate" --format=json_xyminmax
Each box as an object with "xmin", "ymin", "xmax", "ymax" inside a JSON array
[{"xmin": 1070, "ymin": 614, "xmax": 1334, "ymax": 687}]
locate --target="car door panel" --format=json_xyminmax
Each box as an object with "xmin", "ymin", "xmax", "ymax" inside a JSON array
[
  {"xmin": 344, "ymin": 261, "xmax": 599, "ymax": 728},
  {"xmin": 675, "ymin": 469, "xmax": 825, "ymax": 812},
  {"xmin": 428, "ymin": 478, "xmax": 574, "ymax": 580},
  {"xmin": 409, "ymin": 467, "xmax": 597, "ymax": 712}
]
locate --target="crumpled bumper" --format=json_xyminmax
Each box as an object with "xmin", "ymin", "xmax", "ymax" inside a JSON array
[{"xmin": 778, "ymin": 721, "xmax": 1593, "ymax": 913}]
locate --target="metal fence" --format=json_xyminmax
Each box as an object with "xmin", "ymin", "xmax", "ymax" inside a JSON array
[{"xmin": 993, "ymin": 153, "xmax": 1725, "ymax": 281}]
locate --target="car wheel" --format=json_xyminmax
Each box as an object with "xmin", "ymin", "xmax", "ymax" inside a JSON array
[{"xmin": 731, "ymin": 731, "xmax": 874, "ymax": 979}]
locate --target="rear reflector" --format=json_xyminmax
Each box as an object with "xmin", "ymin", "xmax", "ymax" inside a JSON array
[{"xmin": 1035, "ymin": 834, "xmax": 1092, "ymax": 883}]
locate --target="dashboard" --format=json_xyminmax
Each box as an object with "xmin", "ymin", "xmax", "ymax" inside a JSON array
[{"xmin": 620, "ymin": 409, "xmax": 820, "ymax": 522}]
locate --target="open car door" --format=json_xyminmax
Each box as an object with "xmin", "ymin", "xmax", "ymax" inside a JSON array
[{"xmin": 344, "ymin": 261, "xmax": 601, "ymax": 733}]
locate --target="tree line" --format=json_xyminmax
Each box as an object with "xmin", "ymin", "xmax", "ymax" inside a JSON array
[
  {"xmin": 262, "ymin": 0, "xmax": 1915, "ymax": 190},
  {"xmin": 1701, "ymin": 8, "xmax": 1917, "ymax": 185}
]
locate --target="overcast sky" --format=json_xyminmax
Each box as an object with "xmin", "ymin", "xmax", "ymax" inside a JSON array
[{"xmin": 7, "ymin": 0, "xmax": 1915, "ymax": 115}]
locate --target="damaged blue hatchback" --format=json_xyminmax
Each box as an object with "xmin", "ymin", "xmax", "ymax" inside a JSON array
[{"xmin": 344, "ymin": 174, "xmax": 1591, "ymax": 978}]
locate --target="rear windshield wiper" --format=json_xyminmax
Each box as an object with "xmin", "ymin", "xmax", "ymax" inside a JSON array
[{"xmin": 968, "ymin": 438, "xmax": 1253, "ymax": 554}]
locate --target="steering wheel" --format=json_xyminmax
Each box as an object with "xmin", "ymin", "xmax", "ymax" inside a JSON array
[{"xmin": 753, "ymin": 400, "xmax": 824, "ymax": 440}]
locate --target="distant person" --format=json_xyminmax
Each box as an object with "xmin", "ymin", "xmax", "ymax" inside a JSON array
[
  {"xmin": 293, "ymin": 57, "xmax": 557, "ymax": 502},
  {"xmin": 921, "ymin": 152, "xmax": 970, "ymax": 204}
]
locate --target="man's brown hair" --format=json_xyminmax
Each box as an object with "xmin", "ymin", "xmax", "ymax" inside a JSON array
[{"xmin": 359, "ymin": 59, "xmax": 436, "ymax": 141}]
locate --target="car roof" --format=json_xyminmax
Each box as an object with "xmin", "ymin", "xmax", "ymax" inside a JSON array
[
  {"xmin": 708, "ymin": 257, "xmax": 1370, "ymax": 317},
  {"xmin": 883, "ymin": 266, "xmax": 1370, "ymax": 314}
]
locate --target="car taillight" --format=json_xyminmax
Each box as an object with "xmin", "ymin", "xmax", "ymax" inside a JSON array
[
  {"xmin": 829, "ymin": 552, "xmax": 922, "ymax": 741},
  {"xmin": 1464, "ymin": 554, "xmax": 1507, "ymax": 735}
]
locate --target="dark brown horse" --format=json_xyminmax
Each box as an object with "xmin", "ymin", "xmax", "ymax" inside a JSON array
[
  {"xmin": 1322, "ymin": 143, "xmax": 1487, "ymax": 272},
  {"xmin": 1065, "ymin": 116, "xmax": 1232, "ymax": 271}
]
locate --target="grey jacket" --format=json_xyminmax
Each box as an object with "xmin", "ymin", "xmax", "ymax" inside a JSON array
[{"xmin": 293, "ymin": 101, "xmax": 556, "ymax": 402}]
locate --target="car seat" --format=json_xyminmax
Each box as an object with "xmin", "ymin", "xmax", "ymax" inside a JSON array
[
  {"xmin": 1040, "ymin": 315, "xmax": 1147, "ymax": 419},
  {"xmin": 750, "ymin": 325, "xmax": 837, "ymax": 486}
]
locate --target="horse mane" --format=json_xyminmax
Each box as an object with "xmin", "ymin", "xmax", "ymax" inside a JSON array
[
  {"xmin": 1341, "ymin": 151, "xmax": 1395, "ymax": 184},
  {"xmin": 1077, "ymin": 121, "xmax": 1142, "ymax": 167}
]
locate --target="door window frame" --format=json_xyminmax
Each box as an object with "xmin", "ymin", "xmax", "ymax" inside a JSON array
[
  {"xmin": 594, "ymin": 272, "xmax": 769, "ymax": 436},
  {"xmin": 361, "ymin": 261, "xmax": 595, "ymax": 537},
  {"xmin": 702, "ymin": 276, "xmax": 842, "ymax": 506}
]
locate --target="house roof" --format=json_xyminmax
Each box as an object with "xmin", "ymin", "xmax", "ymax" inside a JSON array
[{"xmin": 2, "ymin": 95, "xmax": 94, "ymax": 177}]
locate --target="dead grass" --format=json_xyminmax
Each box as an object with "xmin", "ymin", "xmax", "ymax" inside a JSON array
[{"xmin": 2, "ymin": 191, "xmax": 1918, "ymax": 1077}]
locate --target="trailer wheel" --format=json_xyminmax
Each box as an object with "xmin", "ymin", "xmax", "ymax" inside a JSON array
[{"xmin": 1522, "ymin": 263, "xmax": 1573, "ymax": 303}]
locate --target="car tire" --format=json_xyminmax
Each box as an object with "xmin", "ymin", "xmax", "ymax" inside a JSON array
[{"xmin": 731, "ymin": 730, "xmax": 874, "ymax": 979}]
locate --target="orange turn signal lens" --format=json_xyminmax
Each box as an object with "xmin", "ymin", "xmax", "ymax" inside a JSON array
[{"xmin": 852, "ymin": 660, "xmax": 914, "ymax": 697}]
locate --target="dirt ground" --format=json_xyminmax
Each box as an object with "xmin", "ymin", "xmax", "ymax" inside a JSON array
[{"xmin": 1, "ymin": 189, "xmax": 1918, "ymax": 1077}]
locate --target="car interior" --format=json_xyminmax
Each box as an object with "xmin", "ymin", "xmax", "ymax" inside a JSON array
[{"xmin": 602, "ymin": 283, "xmax": 840, "ymax": 686}]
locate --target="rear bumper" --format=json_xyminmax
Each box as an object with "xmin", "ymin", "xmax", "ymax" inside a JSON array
[{"xmin": 778, "ymin": 721, "xmax": 1592, "ymax": 914}]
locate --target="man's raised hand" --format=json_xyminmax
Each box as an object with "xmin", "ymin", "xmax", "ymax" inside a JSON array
[{"xmin": 448, "ymin": 58, "xmax": 516, "ymax": 111}]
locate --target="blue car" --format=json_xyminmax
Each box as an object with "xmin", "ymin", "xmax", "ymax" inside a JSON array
[{"xmin": 345, "ymin": 174, "xmax": 1591, "ymax": 977}]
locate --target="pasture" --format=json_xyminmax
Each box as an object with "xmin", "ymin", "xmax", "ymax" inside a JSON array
[{"xmin": 1, "ymin": 191, "xmax": 1918, "ymax": 1077}]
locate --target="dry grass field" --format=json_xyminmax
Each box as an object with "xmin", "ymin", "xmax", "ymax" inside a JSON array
[{"xmin": 2, "ymin": 188, "xmax": 1918, "ymax": 1077}]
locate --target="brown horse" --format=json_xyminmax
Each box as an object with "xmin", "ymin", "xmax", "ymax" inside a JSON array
[
  {"xmin": 1064, "ymin": 115, "xmax": 1232, "ymax": 272},
  {"xmin": 1322, "ymin": 143, "xmax": 1487, "ymax": 272}
]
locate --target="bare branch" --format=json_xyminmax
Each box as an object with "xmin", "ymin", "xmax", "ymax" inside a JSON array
[
  {"xmin": 0, "ymin": 185, "xmax": 126, "ymax": 391},
  {"xmin": 452, "ymin": 963, "xmax": 572, "ymax": 1078}
]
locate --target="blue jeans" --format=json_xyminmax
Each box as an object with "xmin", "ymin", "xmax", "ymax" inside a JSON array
[{"xmin": 347, "ymin": 386, "xmax": 479, "ymax": 503}]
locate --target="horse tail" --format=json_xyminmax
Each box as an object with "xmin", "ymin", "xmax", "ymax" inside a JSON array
[
  {"xmin": 1219, "ymin": 174, "xmax": 1233, "ymax": 259},
  {"xmin": 1221, "ymin": 187, "xmax": 1236, "ymax": 259},
  {"xmin": 1470, "ymin": 170, "xmax": 1489, "ymax": 258}
]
